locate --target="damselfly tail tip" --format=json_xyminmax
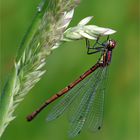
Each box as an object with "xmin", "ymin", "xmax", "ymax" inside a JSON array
[{"xmin": 26, "ymin": 115, "xmax": 33, "ymax": 122}]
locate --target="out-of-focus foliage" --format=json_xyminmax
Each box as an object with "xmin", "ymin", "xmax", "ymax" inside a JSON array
[{"xmin": 0, "ymin": 0, "xmax": 139, "ymax": 140}]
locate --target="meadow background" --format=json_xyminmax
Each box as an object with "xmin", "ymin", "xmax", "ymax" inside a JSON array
[{"xmin": 0, "ymin": 0, "xmax": 139, "ymax": 140}]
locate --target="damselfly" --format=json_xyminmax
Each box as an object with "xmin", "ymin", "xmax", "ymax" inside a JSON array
[{"xmin": 27, "ymin": 36, "xmax": 116, "ymax": 137}]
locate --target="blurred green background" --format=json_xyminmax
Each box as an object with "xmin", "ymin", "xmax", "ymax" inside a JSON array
[{"xmin": 0, "ymin": 0, "xmax": 139, "ymax": 140}]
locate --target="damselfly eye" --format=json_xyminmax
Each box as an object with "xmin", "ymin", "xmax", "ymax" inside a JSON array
[{"xmin": 109, "ymin": 40, "xmax": 116, "ymax": 49}]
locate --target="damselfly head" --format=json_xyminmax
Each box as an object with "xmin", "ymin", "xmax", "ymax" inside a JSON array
[{"xmin": 108, "ymin": 39, "xmax": 116, "ymax": 50}]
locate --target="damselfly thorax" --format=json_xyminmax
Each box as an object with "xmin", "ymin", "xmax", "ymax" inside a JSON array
[{"xmin": 98, "ymin": 39, "xmax": 116, "ymax": 66}]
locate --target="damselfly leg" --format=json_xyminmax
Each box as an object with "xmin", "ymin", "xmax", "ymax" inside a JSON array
[{"xmin": 86, "ymin": 36, "xmax": 109, "ymax": 55}]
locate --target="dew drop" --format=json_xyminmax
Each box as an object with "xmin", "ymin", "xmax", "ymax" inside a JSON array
[
  {"xmin": 37, "ymin": 0, "xmax": 46, "ymax": 12},
  {"xmin": 37, "ymin": 6, "xmax": 42, "ymax": 12}
]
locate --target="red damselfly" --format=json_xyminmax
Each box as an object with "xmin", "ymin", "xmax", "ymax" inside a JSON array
[{"xmin": 27, "ymin": 36, "xmax": 116, "ymax": 137}]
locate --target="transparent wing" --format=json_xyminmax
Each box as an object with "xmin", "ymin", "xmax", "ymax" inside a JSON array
[
  {"xmin": 46, "ymin": 67, "xmax": 100, "ymax": 121},
  {"xmin": 83, "ymin": 66, "xmax": 108, "ymax": 132},
  {"xmin": 68, "ymin": 67, "xmax": 106, "ymax": 137},
  {"xmin": 67, "ymin": 68, "xmax": 102, "ymax": 122}
]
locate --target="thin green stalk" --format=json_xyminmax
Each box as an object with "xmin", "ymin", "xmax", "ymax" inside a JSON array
[{"xmin": 0, "ymin": 0, "xmax": 80, "ymax": 137}]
